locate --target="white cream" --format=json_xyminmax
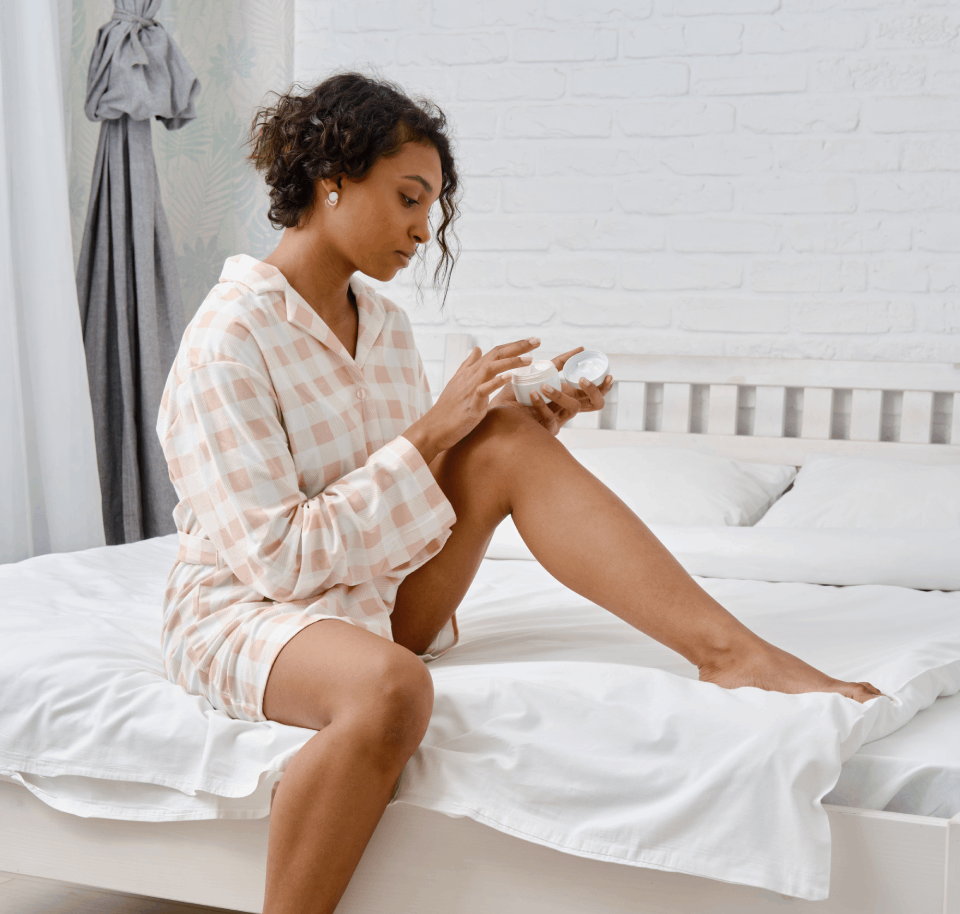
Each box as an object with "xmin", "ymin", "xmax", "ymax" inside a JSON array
[{"xmin": 561, "ymin": 350, "xmax": 610, "ymax": 389}]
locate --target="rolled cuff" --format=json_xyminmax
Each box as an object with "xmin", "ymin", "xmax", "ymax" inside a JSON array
[
  {"xmin": 387, "ymin": 433, "xmax": 458, "ymax": 556},
  {"xmin": 418, "ymin": 612, "xmax": 459, "ymax": 662}
]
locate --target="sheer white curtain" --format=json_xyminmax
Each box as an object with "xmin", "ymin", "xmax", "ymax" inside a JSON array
[{"xmin": 0, "ymin": 0, "xmax": 104, "ymax": 563}]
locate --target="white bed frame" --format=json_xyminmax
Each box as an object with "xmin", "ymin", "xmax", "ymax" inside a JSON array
[{"xmin": 2, "ymin": 333, "xmax": 959, "ymax": 913}]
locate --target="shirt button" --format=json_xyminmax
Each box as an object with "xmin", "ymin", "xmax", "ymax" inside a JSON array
[{"xmin": 357, "ymin": 389, "xmax": 366, "ymax": 400}]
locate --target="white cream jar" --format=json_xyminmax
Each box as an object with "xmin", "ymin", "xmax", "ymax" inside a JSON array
[{"xmin": 509, "ymin": 360, "xmax": 562, "ymax": 407}]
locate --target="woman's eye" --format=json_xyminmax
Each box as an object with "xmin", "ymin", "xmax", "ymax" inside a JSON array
[{"xmin": 402, "ymin": 195, "xmax": 418, "ymax": 207}]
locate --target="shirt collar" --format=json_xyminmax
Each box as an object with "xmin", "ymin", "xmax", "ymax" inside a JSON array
[{"xmin": 219, "ymin": 255, "xmax": 386, "ymax": 369}]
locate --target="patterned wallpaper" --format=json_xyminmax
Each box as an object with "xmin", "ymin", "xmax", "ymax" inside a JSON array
[{"xmin": 67, "ymin": 0, "xmax": 294, "ymax": 322}]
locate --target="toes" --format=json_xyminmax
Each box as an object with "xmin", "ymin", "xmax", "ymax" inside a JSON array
[
  {"xmin": 861, "ymin": 681, "xmax": 892, "ymax": 701},
  {"xmin": 844, "ymin": 682, "xmax": 881, "ymax": 704}
]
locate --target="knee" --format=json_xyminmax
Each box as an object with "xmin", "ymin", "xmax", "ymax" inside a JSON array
[
  {"xmin": 345, "ymin": 649, "xmax": 435, "ymax": 764},
  {"xmin": 458, "ymin": 405, "xmax": 547, "ymax": 469}
]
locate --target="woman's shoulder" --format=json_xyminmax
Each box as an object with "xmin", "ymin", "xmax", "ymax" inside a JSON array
[
  {"xmin": 191, "ymin": 279, "xmax": 283, "ymax": 332},
  {"xmin": 180, "ymin": 256, "xmax": 288, "ymax": 367},
  {"xmin": 201, "ymin": 254, "xmax": 288, "ymax": 325}
]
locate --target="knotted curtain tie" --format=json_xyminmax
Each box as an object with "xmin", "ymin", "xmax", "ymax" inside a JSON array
[
  {"xmin": 111, "ymin": 9, "xmax": 157, "ymax": 27},
  {"xmin": 110, "ymin": 9, "xmax": 159, "ymax": 66}
]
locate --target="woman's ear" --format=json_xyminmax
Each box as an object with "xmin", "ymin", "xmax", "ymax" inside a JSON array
[{"xmin": 318, "ymin": 176, "xmax": 341, "ymax": 198}]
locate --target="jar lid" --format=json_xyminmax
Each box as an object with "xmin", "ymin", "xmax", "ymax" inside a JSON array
[{"xmin": 561, "ymin": 350, "xmax": 609, "ymax": 387}]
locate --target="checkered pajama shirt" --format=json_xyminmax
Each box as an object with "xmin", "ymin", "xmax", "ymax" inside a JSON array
[{"xmin": 156, "ymin": 255, "xmax": 459, "ymax": 722}]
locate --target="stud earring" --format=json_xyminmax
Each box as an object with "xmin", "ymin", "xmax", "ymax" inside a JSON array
[{"xmin": 326, "ymin": 191, "xmax": 339, "ymax": 206}]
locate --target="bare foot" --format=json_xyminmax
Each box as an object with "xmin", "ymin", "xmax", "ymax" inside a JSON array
[{"xmin": 698, "ymin": 639, "xmax": 885, "ymax": 704}]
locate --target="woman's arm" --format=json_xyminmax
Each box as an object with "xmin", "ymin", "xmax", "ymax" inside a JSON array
[{"xmin": 161, "ymin": 357, "xmax": 456, "ymax": 603}]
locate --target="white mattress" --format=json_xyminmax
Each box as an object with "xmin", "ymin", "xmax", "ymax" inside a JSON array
[
  {"xmin": 826, "ymin": 686, "xmax": 960, "ymax": 818},
  {"xmin": 1, "ymin": 530, "xmax": 959, "ymax": 901}
]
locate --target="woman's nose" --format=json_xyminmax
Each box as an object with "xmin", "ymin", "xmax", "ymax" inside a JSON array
[{"xmin": 413, "ymin": 211, "xmax": 432, "ymax": 245}]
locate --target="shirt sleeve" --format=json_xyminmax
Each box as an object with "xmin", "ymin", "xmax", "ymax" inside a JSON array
[
  {"xmin": 161, "ymin": 358, "xmax": 457, "ymax": 603},
  {"xmin": 416, "ymin": 350, "xmax": 435, "ymax": 417}
]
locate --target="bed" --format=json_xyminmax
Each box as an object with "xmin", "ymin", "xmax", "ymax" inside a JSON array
[{"xmin": 1, "ymin": 332, "xmax": 959, "ymax": 913}]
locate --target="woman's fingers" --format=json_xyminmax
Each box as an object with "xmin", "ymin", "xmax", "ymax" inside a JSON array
[
  {"xmin": 488, "ymin": 338, "xmax": 541, "ymax": 374},
  {"xmin": 577, "ymin": 377, "xmax": 603, "ymax": 409},
  {"xmin": 553, "ymin": 346, "xmax": 585, "ymax": 370},
  {"xmin": 569, "ymin": 375, "xmax": 613, "ymax": 411},
  {"xmin": 561, "ymin": 380, "xmax": 589, "ymax": 408},
  {"xmin": 529, "ymin": 390, "xmax": 557, "ymax": 419},
  {"xmin": 539, "ymin": 382, "xmax": 580, "ymax": 413},
  {"xmin": 478, "ymin": 371, "xmax": 515, "ymax": 397}
]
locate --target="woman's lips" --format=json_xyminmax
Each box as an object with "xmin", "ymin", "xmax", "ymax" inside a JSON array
[{"xmin": 396, "ymin": 251, "xmax": 411, "ymax": 265}]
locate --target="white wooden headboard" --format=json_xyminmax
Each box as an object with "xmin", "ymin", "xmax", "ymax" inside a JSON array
[{"xmin": 429, "ymin": 333, "xmax": 960, "ymax": 467}]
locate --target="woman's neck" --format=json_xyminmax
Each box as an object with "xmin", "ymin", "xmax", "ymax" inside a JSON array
[{"xmin": 263, "ymin": 230, "xmax": 355, "ymax": 327}]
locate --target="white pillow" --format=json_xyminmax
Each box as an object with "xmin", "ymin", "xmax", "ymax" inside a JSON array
[
  {"xmin": 568, "ymin": 447, "xmax": 796, "ymax": 526},
  {"xmin": 484, "ymin": 446, "xmax": 796, "ymax": 561},
  {"xmin": 755, "ymin": 453, "xmax": 960, "ymax": 530}
]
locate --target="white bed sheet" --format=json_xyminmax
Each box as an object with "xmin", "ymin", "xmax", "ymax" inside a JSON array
[
  {"xmin": 826, "ymin": 686, "xmax": 960, "ymax": 818},
  {"xmin": 1, "ymin": 532, "xmax": 959, "ymax": 901},
  {"xmin": 5, "ymin": 688, "xmax": 959, "ymax": 821}
]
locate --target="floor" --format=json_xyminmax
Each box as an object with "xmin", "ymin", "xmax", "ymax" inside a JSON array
[{"xmin": 0, "ymin": 872, "xmax": 244, "ymax": 913}]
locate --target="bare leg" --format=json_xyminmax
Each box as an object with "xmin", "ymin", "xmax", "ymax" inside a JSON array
[
  {"xmin": 262, "ymin": 720, "xmax": 402, "ymax": 913},
  {"xmin": 257, "ymin": 413, "xmax": 883, "ymax": 912},
  {"xmin": 393, "ymin": 407, "xmax": 881, "ymax": 703},
  {"xmin": 261, "ymin": 619, "xmax": 436, "ymax": 914}
]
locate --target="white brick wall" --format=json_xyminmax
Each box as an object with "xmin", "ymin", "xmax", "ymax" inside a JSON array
[{"xmin": 293, "ymin": 0, "xmax": 960, "ymax": 390}]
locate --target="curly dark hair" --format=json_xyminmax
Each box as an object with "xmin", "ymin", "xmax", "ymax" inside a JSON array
[{"xmin": 246, "ymin": 69, "xmax": 462, "ymax": 312}]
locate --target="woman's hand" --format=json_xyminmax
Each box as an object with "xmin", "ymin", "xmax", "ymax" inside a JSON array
[
  {"xmin": 489, "ymin": 346, "xmax": 614, "ymax": 437},
  {"xmin": 414, "ymin": 338, "xmax": 541, "ymax": 455}
]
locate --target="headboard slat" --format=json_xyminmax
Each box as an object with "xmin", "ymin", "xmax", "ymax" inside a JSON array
[
  {"xmin": 800, "ymin": 388, "xmax": 833, "ymax": 440},
  {"xmin": 707, "ymin": 384, "xmax": 738, "ymax": 436},
  {"xmin": 850, "ymin": 389, "xmax": 883, "ymax": 442},
  {"xmin": 901, "ymin": 391, "xmax": 935, "ymax": 444},
  {"xmin": 754, "ymin": 386, "xmax": 786, "ymax": 439},
  {"xmin": 662, "ymin": 383, "xmax": 692, "ymax": 434},
  {"xmin": 617, "ymin": 381, "xmax": 646, "ymax": 432}
]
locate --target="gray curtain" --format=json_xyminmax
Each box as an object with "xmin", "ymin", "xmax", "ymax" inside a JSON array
[{"xmin": 76, "ymin": 0, "xmax": 200, "ymax": 545}]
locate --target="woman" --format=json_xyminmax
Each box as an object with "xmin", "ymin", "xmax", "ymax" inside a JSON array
[{"xmin": 157, "ymin": 71, "xmax": 881, "ymax": 914}]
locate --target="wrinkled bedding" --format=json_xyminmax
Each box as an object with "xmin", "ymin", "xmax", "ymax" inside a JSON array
[{"xmin": 1, "ymin": 528, "xmax": 958, "ymax": 901}]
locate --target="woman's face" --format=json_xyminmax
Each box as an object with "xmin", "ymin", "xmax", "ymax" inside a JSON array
[{"xmin": 321, "ymin": 140, "xmax": 443, "ymax": 283}]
